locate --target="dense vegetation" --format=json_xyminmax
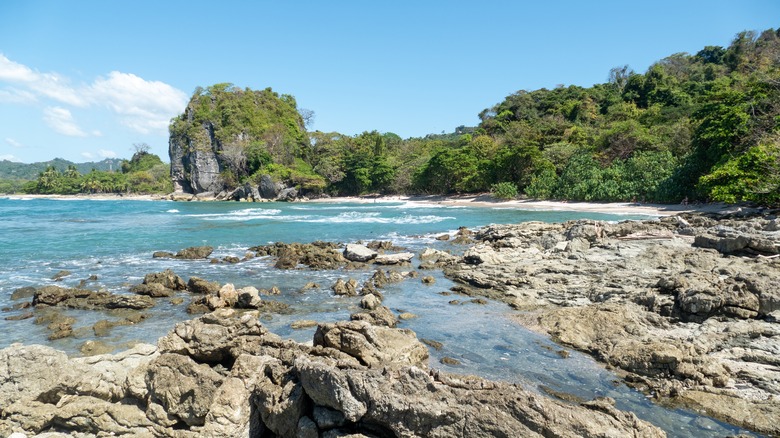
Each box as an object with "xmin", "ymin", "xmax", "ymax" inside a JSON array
[
  {"xmin": 169, "ymin": 84, "xmax": 327, "ymax": 193},
  {"xmin": 0, "ymin": 158, "xmax": 121, "ymax": 194},
  {"xmin": 19, "ymin": 145, "xmax": 172, "ymax": 195},
  {"xmin": 175, "ymin": 28, "xmax": 778, "ymax": 205}
]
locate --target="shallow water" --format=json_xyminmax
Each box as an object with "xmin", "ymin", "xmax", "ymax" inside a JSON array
[{"xmin": 0, "ymin": 197, "xmax": 755, "ymax": 437}]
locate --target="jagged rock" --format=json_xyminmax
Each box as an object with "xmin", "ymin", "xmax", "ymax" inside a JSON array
[
  {"xmin": 351, "ymin": 305, "xmax": 398, "ymax": 327},
  {"xmin": 187, "ymin": 276, "xmax": 221, "ymax": 294},
  {"xmin": 332, "ymin": 278, "xmax": 358, "ymax": 296},
  {"xmin": 152, "ymin": 250, "xmax": 175, "ymax": 258},
  {"xmin": 32, "ymin": 285, "xmax": 155, "ymax": 310},
  {"xmin": 259, "ymin": 174, "xmax": 285, "ymax": 199},
  {"xmin": 217, "ymin": 283, "xmax": 239, "ymax": 307},
  {"xmin": 0, "ymin": 307, "xmax": 668, "ymax": 438},
  {"xmin": 231, "ymin": 182, "xmax": 261, "ymax": 201},
  {"xmin": 130, "ymin": 282, "xmax": 174, "ymax": 298},
  {"xmin": 175, "ymin": 245, "xmax": 214, "ymax": 259},
  {"xmin": 236, "ymin": 286, "xmax": 263, "ymax": 308},
  {"xmin": 293, "ymin": 358, "xmax": 664, "ymax": 437},
  {"xmin": 359, "ymin": 294, "xmax": 381, "ymax": 310},
  {"xmin": 157, "ymin": 308, "xmax": 277, "ymax": 363},
  {"xmin": 146, "ymin": 353, "xmax": 225, "ymax": 426},
  {"xmin": 278, "ymin": 187, "xmax": 298, "ymax": 201},
  {"xmin": 343, "ymin": 244, "xmax": 377, "ymax": 262},
  {"xmin": 252, "ymin": 241, "xmax": 347, "ymax": 270},
  {"xmin": 314, "ymin": 320, "xmax": 428, "ymax": 368}
]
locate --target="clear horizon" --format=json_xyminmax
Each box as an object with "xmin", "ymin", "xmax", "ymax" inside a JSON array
[{"xmin": 1, "ymin": 0, "xmax": 778, "ymax": 163}]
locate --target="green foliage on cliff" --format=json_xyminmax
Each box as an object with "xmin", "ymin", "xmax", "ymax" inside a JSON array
[{"xmin": 169, "ymin": 83, "xmax": 320, "ymax": 192}]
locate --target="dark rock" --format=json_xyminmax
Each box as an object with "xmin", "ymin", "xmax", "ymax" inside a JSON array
[
  {"xmin": 259, "ymin": 174, "xmax": 284, "ymax": 199},
  {"xmin": 187, "ymin": 276, "xmax": 221, "ymax": 294}
]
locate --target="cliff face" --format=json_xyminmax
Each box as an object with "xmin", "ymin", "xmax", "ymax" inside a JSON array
[
  {"xmin": 169, "ymin": 121, "xmax": 222, "ymax": 194},
  {"xmin": 168, "ymin": 84, "xmax": 307, "ymax": 195}
]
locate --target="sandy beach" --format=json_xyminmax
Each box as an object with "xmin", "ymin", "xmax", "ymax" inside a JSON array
[
  {"xmin": 5, "ymin": 192, "xmax": 740, "ymax": 216},
  {"xmin": 309, "ymin": 194, "xmax": 735, "ymax": 217}
]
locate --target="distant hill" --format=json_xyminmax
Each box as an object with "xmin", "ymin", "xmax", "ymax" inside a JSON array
[{"xmin": 0, "ymin": 158, "xmax": 124, "ymax": 180}]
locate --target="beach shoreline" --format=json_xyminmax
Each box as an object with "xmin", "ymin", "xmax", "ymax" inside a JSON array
[
  {"xmin": 307, "ymin": 194, "xmax": 733, "ymax": 217},
  {"xmin": 3, "ymin": 192, "xmax": 736, "ymax": 216}
]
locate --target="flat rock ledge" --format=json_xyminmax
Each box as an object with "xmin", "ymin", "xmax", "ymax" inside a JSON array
[
  {"xmin": 0, "ymin": 309, "xmax": 664, "ymax": 438},
  {"xmin": 444, "ymin": 212, "xmax": 780, "ymax": 435}
]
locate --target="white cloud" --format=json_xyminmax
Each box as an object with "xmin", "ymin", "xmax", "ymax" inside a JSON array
[
  {"xmin": 43, "ymin": 106, "xmax": 87, "ymax": 137},
  {"xmin": 0, "ymin": 88, "xmax": 37, "ymax": 104},
  {"xmin": 0, "ymin": 54, "xmax": 188, "ymax": 137},
  {"xmin": 92, "ymin": 130, "xmax": 103, "ymax": 137},
  {"xmin": 0, "ymin": 154, "xmax": 18, "ymax": 161},
  {"xmin": 89, "ymin": 71, "xmax": 188, "ymax": 135},
  {"xmin": 5, "ymin": 138, "xmax": 24, "ymax": 148},
  {"xmin": 0, "ymin": 54, "xmax": 86, "ymax": 106},
  {"xmin": 80, "ymin": 152, "xmax": 95, "ymax": 160},
  {"xmin": 98, "ymin": 149, "xmax": 117, "ymax": 158},
  {"xmin": 0, "ymin": 55, "xmax": 36, "ymax": 82}
]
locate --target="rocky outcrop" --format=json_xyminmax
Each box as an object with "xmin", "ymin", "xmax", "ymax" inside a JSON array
[
  {"xmin": 446, "ymin": 213, "xmax": 780, "ymax": 435},
  {"xmin": 32, "ymin": 285, "xmax": 155, "ymax": 310},
  {"xmin": 0, "ymin": 309, "xmax": 665, "ymax": 437},
  {"xmin": 259, "ymin": 174, "xmax": 284, "ymax": 199},
  {"xmin": 251, "ymin": 241, "xmax": 349, "ymax": 270},
  {"xmin": 169, "ymin": 120, "xmax": 223, "ymax": 194}
]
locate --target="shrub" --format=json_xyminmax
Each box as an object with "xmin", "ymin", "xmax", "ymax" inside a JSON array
[{"xmin": 490, "ymin": 182, "xmax": 518, "ymax": 199}]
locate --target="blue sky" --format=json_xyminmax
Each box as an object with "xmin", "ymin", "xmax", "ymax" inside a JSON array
[{"xmin": 0, "ymin": 1, "xmax": 777, "ymax": 163}]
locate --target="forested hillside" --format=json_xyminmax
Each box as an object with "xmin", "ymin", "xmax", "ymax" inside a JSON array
[
  {"xmin": 171, "ymin": 28, "xmax": 779, "ymax": 205},
  {"xmin": 18, "ymin": 146, "xmax": 171, "ymax": 195}
]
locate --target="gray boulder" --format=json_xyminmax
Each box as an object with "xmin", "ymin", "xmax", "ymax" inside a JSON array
[
  {"xmin": 259, "ymin": 174, "xmax": 284, "ymax": 199},
  {"xmin": 343, "ymin": 244, "xmax": 377, "ymax": 262}
]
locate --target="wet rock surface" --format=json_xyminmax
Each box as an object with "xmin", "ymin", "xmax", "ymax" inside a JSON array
[
  {"xmin": 0, "ymin": 309, "xmax": 664, "ymax": 437},
  {"xmin": 445, "ymin": 212, "xmax": 780, "ymax": 435}
]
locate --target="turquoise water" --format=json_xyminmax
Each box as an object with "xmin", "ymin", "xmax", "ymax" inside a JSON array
[{"xmin": 0, "ymin": 197, "xmax": 753, "ymax": 437}]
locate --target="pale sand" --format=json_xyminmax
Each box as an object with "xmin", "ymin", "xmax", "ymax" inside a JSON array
[
  {"xmin": 308, "ymin": 194, "xmax": 733, "ymax": 217},
  {"xmin": 3, "ymin": 193, "xmax": 164, "ymax": 201},
  {"xmin": 5, "ymin": 192, "xmax": 738, "ymax": 216}
]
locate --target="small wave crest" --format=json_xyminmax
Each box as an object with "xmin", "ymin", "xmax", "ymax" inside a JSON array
[
  {"xmin": 187, "ymin": 208, "xmax": 284, "ymax": 221},
  {"xmin": 302, "ymin": 211, "xmax": 454, "ymax": 225}
]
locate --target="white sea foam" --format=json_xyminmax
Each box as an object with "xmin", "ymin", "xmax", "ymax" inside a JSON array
[
  {"xmin": 300, "ymin": 211, "xmax": 455, "ymax": 225},
  {"xmin": 187, "ymin": 208, "xmax": 287, "ymax": 221},
  {"xmin": 166, "ymin": 209, "xmax": 180, "ymax": 213}
]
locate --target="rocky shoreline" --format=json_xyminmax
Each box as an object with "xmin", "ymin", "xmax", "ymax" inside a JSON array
[
  {"xmin": 1, "ymin": 309, "xmax": 665, "ymax": 437},
  {"xmin": 2, "ymin": 209, "xmax": 778, "ymax": 436},
  {"xmin": 443, "ymin": 210, "xmax": 780, "ymax": 435}
]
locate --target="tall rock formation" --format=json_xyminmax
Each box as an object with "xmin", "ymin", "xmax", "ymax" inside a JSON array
[{"xmin": 168, "ymin": 84, "xmax": 308, "ymax": 195}]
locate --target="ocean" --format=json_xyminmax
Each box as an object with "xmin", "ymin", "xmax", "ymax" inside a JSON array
[{"xmin": 0, "ymin": 197, "xmax": 750, "ymax": 437}]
